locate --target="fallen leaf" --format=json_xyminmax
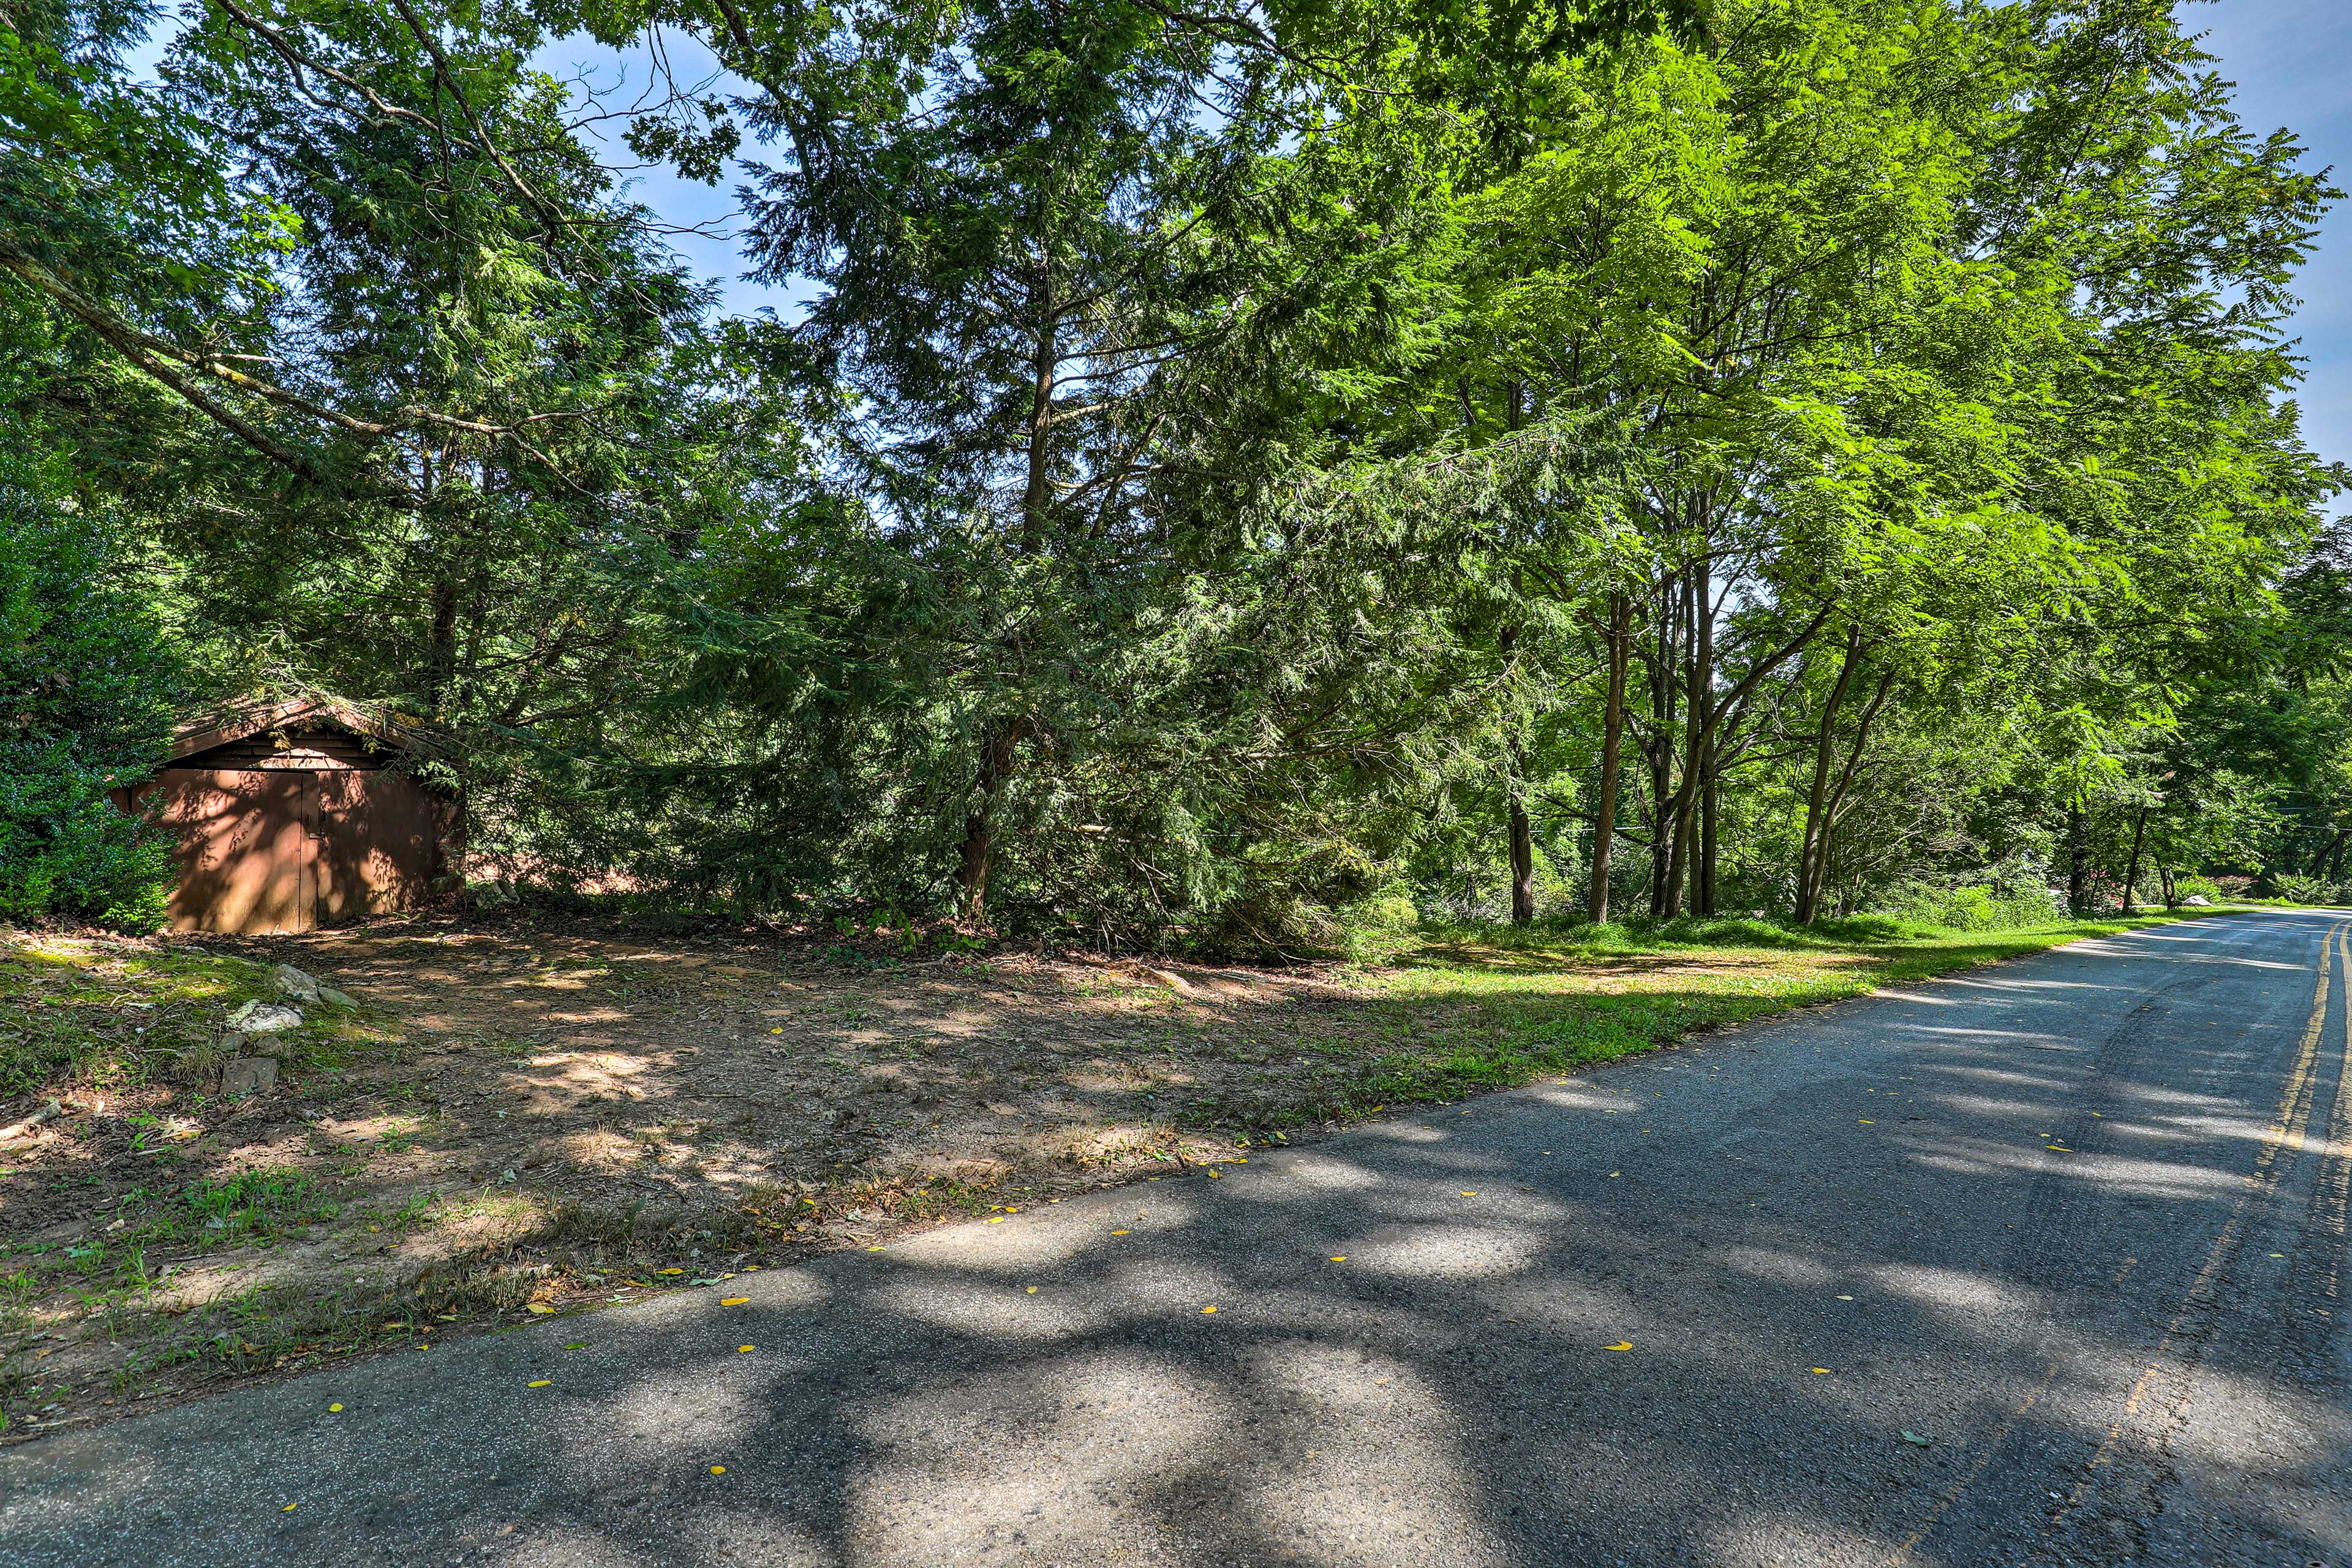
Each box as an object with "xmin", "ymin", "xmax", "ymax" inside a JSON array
[
  {"xmin": 1608, "ymin": 1171, "xmax": 1621, "ymax": 1178},
  {"xmin": 1902, "ymin": 1431, "xmax": 1929, "ymax": 1446},
  {"xmin": 1110, "ymin": 1229, "xmax": 1129, "ymax": 1235},
  {"xmin": 526, "ymin": 1304, "xmax": 553, "ymax": 1315},
  {"xmin": 658, "ymin": 1267, "xmax": 684, "ymax": 1276},
  {"xmin": 1200, "ymin": 1305, "xmax": 1217, "ymax": 1314},
  {"xmin": 720, "ymin": 1297, "xmax": 749, "ymax": 1306},
  {"xmin": 1810, "ymin": 1368, "xmax": 1831, "ymax": 1375},
  {"xmin": 738, "ymin": 1344, "xmax": 753, "ymax": 1353},
  {"xmin": 564, "ymin": 1343, "xmax": 587, "ymax": 1350},
  {"xmin": 1330, "ymin": 1256, "xmax": 1346, "ymax": 1262},
  {"xmin": 1460, "ymin": 1191, "xmax": 1478, "ymax": 1197},
  {"xmin": 710, "ymin": 1464, "xmax": 726, "ymax": 1474},
  {"xmin": 987, "ymin": 1216, "xmax": 1006, "ymax": 1224},
  {"xmin": 865, "ymin": 1245, "xmax": 885, "ymax": 1252},
  {"xmin": 1026, "ymin": 1286, "xmax": 1039, "ymax": 1294},
  {"xmin": 1836, "ymin": 1295, "xmax": 1854, "ymax": 1301},
  {"xmin": 327, "ymin": 1403, "xmax": 343, "ymax": 1412},
  {"xmin": 1857, "ymin": 1119, "xmax": 1874, "ymax": 1125},
  {"xmin": 527, "ymin": 1380, "xmax": 552, "ymax": 1388},
  {"xmin": 281, "ymin": 1504, "xmax": 297, "ymax": 1513},
  {"xmin": 1604, "ymin": 1342, "xmax": 1633, "ymax": 1352}
]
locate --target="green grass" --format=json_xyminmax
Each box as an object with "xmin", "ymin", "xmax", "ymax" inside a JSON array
[
  {"xmin": 0, "ymin": 942, "xmax": 277, "ymax": 1098},
  {"xmin": 0, "ymin": 932, "xmax": 402, "ymax": 1101},
  {"xmin": 1259, "ymin": 905, "xmax": 2245, "ymax": 1123}
]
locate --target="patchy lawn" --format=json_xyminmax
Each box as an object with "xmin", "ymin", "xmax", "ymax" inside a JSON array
[{"xmin": 0, "ymin": 902, "xmax": 2234, "ymax": 1438}]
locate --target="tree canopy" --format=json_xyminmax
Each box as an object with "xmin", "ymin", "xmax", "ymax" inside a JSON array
[{"xmin": 4, "ymin": 0, "xmax": 2344, "ymax": 938}]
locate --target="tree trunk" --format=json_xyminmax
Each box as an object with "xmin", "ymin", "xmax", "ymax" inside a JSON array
[
  {"xmin": 2317, "ymin": 827, "xmax": 2350, "ymax": 880},
  {"xmin": 1648, "ymin": 573, "xmax": 1677, "ymax": 914},
  {"xmin": 2066, "ymin": 807, "xmax": 2089, "ymax": 916},
  {"xmin": 1588, "ymin": 593, "xmax": 1629, "ymax": 924},
  {"xmin": 1660, "ymin": 571, "xmax": 1702, "ymax": 918},
  {"xmin": 1794, "ymin": 631, "xmax": 1862, "ymax": 924},
  {"xmin": 1688, "ymin": 562, "xmax": 1715, "ymax": 916},
  {"xmin": 2160, "ymin": 865, "xmax": 2177, "ymax": 909},
  {"xmin": 954, "ymin": 722, "xmax": 1022, "ymax": 925},
  {"xmin": 1699, "ymin": 753, "xmax": 1719, "ymax": 916},
  {"xmin": 426, "ymin": 572, "xmax": 460, "ymax": 717},
  {"xmin": 1496, "ymin": 622, "xmax": 1535, "ymax": 925},
  {"xmin": 2120, "ymin": 807, "xmax": 2149, "ymax": 915},
  {"xmin": 1022, "ymin": 284, "xmax": 1058, "ymax": 552},
  {"xmin": 1508, "ymin": 792, "xmax": 1535, "ymax": 924},
  {"xmin": 1804, "ymin": 670, "xmax": 1893, "ymax": 924}
]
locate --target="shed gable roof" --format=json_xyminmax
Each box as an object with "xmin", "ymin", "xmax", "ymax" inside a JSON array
[{"xmin": 169, "ymin": 697, "xmax": 447, "ymax": 763}]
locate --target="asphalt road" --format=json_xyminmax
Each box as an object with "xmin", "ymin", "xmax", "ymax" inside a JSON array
[{"xmin": 6, "ymin": 911, "xmax": 2349, "ymax": 1568}]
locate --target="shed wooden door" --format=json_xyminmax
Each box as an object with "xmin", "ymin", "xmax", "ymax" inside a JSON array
[
  {"xmin": 141, "ymin": 769, "xmax": 316, "ymax": 933},
  {"xmin": 315, "ymin": 769, "xmax": 443, "ymax": 922}
]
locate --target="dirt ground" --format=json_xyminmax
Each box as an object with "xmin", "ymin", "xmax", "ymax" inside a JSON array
[{"xmin": 0, "ymin": 909, "xmax": 1401, "ymax": 1438}]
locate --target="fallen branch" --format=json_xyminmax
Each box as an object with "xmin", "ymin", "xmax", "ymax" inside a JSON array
[{"xmin": 0, "ymin": 1099, "xmax": 61, "ymax": 1142}]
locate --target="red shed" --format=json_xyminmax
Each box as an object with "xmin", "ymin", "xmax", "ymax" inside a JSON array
[{"xmin": 113, "ymin": 698, "xmax": 461, "ymax": 934}]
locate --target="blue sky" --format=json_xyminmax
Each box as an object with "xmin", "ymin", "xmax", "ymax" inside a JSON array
[
  {"xmin": 127, "ymin": 2, "xmax": 2351, "ymax": 470},
  {"xmin": 2196, "ymin": 0, "xmax": 2352, "ymax": 472}
]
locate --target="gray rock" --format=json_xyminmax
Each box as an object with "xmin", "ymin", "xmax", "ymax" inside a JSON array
[
  {"xmin": 226, "ymin": 1000, "xmax": 303, "ymax": 1034},
  {"xmin": 213, "ymin": 1031, "xmax": 247, "ymax": 1054},
  {"xmin": 270, "ymin": 964, "xmax": 322, "ymax": 1003},
  {"xmin": 220, "ymin": 1057, "xmax": 279, "ymax": 1096},
  {"xmin": 318, "ymin": 986, "xmax": 357, "ymax": 1008},
  {"xmin": 2184, "ymin": 894, "xmax": 2212, "ymax": 907}
]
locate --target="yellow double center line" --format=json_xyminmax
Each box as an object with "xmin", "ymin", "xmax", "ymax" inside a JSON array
[{"xmin": 1888, "ymin": 916, "xmax": 2348, "ymax": 1565}]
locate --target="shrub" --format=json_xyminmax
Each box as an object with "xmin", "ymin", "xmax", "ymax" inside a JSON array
[
  {"xmin": 1880, "ymin": 880, "xmax": 2066, "ymax": 932},
  {"xmin": 2171, "ymin": 875, "xmax": 2223, "ymax": 904},
  {"xmin": 0, "ymin": 443, "xmax": 181, "ymax": 929},
  {"xmin": 2266, "ymin": 872, "xmax": 2333, "ymax": 906}
]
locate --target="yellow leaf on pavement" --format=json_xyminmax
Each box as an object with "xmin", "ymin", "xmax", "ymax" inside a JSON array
[
  {"xmin": 1604, "ymin": 1342, "xmax": 1632, "ymax": 1352},
  {"xmin": 720, "ymin": 1297, "xmax": 749, "ymax": 1306},
  {"xmin": 527, "ymin": 1380, "xmax": 552, "ymax": 1388}
]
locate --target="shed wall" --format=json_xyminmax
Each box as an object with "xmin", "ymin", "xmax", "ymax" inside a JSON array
[{"xmin": 130, "ymin": 766, "xmax": 449, "ymax": 933}]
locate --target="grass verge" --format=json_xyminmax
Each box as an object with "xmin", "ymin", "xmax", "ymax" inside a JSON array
[{"xmin": 1316, "ymin": 906, "xmax": 2247, "ymax": 1113}]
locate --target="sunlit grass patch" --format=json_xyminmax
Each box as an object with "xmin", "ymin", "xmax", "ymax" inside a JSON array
[{"xmin": 1308, "ymin": 907, "xmax": 2237, "ymax": 1117}]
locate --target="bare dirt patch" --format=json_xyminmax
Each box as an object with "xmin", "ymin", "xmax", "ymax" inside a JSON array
[{"xmin": 0, "ymin": 910, "xmax": 1391, "ymax": 1438}]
